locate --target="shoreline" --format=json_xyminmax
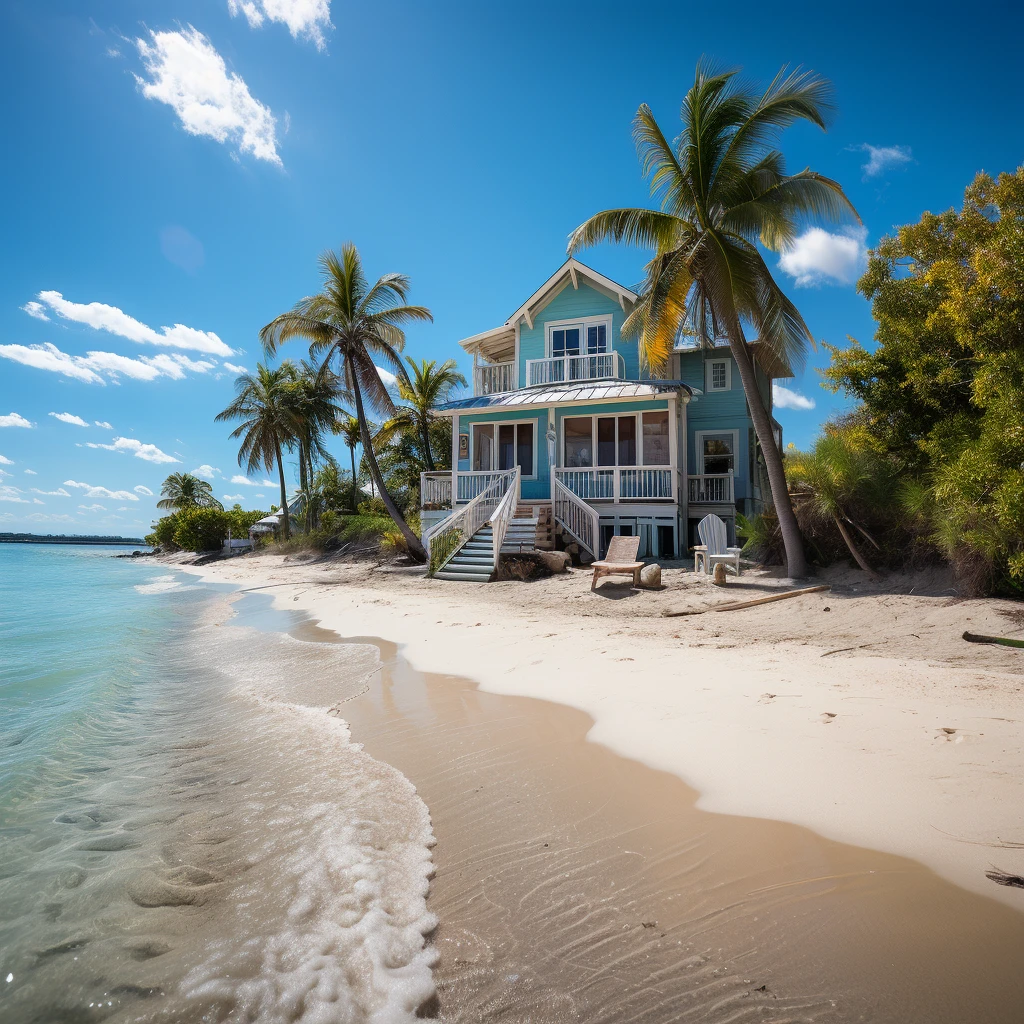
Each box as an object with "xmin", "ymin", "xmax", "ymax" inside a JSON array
[{"xmin": 173, "ymin": 552, "xmax": 1024, "ymax": 912}]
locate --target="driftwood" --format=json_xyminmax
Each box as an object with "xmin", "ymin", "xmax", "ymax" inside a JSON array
[
  {"xmin": 963, "ymin": 631, "xmax": 1024, "ymax": 649},
  {"xmin": 663, "ymin": 584, "xmax": 831, "ymax": 618},
  {"xmin": 985, "ymin": 869, "xmax": 1024, "ymax": 889}
]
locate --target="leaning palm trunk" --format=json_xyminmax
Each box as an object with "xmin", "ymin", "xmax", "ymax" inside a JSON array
[
  {"xmin": 275, "ymin": 438, "xmax": 291, "ymax": 539},
  {"xmin": 832, "ymin": 515, "xmax": 879, "ymax": 578}
]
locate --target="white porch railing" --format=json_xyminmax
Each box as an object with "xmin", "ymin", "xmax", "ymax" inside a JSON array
[
  {"xmin": 526, "ymin": 352, "xmax": 625, "ymax": 387},
  {"xmin": 488, "ymin": 466, "xmax": 521, "ymax": 567},
  {"xmin": 688, "ymin": 474, "xmax": 734, "ymax": 503},
  {"xmin": 553, "ymin": 466, "xmax": 676, "ymax": 501},
  {"xmin": 423, "ymin": 467, "xmax": 518, "ymax": 575},
  {"xmin": 420, "ymin": 471, "xmax": 452, "ymax": 509},
  {"xmin": 456, "ymin": 470, "xmax": 511, "ymax": 502},
  {"xmin": 553, "ymin": 475, "xmax": 601, "ymax": 558},
  {"xmin": 474, "ymin": 361, "xmax": 516, "ymax": 396}
]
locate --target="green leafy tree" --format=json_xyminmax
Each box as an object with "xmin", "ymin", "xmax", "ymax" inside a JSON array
[
  {"xmin": 392, "ymin": 357, "xmax": 466, "ymax": 471},
  {"xmin": 156, "ymin": 472, "xmax": 222, "ymax": 511},
  {"xmin": 568, "ymin": 61, "xmax": 859, "ymax": 578},
  {"xmin": 823, "ymin": 169, "xmax": 1024, "ymax": 591},
  {"xmin": 260, "ymin": 243, "xmax": 433, "ymax": 561},
  {"xmin": 216, "ymin": 363, "xmax": 300, "ymax": 539}
]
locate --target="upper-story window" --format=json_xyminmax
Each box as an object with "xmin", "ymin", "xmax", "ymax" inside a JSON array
[
  {"xmin": 548, "ymin": 317, "xmax": 611, "ymax": 358},
  {"xmin": 705, "ymin": 357, "xmax": 731, "ymax": 392}
]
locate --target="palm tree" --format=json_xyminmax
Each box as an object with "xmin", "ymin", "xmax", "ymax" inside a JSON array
[
  {"xmin": 216, "ymin": 363, "xmax": 300, "ymax": 539},
  {"xmin": 333, "ymin": 414, "xmax": 363, "ymax": 512},
  {"xmin": 156, "ymin": 472, "xmax": 222, "ymax": 510},
  {"xmin": 568, "ymin": 62, "xmax": 859, "ymax": 578},
  {"xmin": 260, "ymin": 243, "xmax": 433, "ymax": 561},
  {"xmin": 393, "ymin": 357, "xmax": 466, "ymax": 471}
]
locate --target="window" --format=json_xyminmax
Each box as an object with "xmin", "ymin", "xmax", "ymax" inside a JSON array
[
  {"xmin": 587, "ymin": 323, "xmax": 607, "ymax": 354},
  {"xmin": 551, "ymin": 326, "xmax": 581, "ymax": 358},
  {"xmin": 700, "ymin": 432, "xmax": 736, "ymax": 475},
  {"xmin": 473, "ymin": 421, "xmax": 535, "ymax": 476},
  {"xmin": 597, "ymin": 416, "xmax": 637, "ymax": 467},
  {"xmin": 706, "ymin": 358, "xmax": 731, "ymax": 392},
  {"xmin": 548, "ymin": 317, "xmax": 611, "ymax": 358},
  {"xmin": 641, "ymin": 411, "xmax": 670, "ymax": 466},
  {"xmin": 564, "ymin": 417, "xmax": 593, "ymax": 468}
]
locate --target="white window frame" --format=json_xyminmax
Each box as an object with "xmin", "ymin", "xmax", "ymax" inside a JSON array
[
  {"xmin": 705, "ymin": 357, "xmax": 732, "ymax": 392},
  {"xmin": 469, "ymin": 419, "xmax": 538, "ymax": 479},
  {"xmin": 545, "ymin": 315, "xmax": 614, "ymax": 358},
  {"xmin": 695, "ymin": 428, "xmax": 740, "ymax": 478},
  {"xmin": 561, "ymin": 410, "xmax": 673, "ymax": 469}
]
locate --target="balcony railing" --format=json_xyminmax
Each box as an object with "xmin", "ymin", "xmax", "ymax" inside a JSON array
[
  {"xmin": 553, "ymin": 466, "xmax": 676, "ymax": 502},
  {"xmin": 526, "ymin": 352, "xmax": 625, "ymax": 387},
  {"xmin": 473, "ymin": 361, "xmax": 516, "ymax": 396},
  {"xmin": 687, "ymin": 474, "xmax": 734, "ymax": 503},
  {"xmin": 420, "ymin": 471, "xmax": 453, "ymax": 509}
]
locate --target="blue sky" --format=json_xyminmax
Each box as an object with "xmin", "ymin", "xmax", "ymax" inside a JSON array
[{"xmin": 2, "ymin": 1, "xmax": 1022, "ymax": 535}]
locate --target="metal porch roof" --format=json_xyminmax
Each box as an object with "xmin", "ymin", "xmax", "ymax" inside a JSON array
[{"xmin": 436, "ymin": 378, "xmax": 694, "ymax": 413}]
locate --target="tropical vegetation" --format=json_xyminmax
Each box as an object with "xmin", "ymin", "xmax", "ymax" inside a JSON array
[
  {"xmin": 156, "ymin": 472, "xmax": 222, "ymax": 511},
  {"xmin": 568, "ymin": 60, "xmax": 859, "ymax": 578},
  {"xmin": 147, "ymin": 503, "xmax": 268, "ymax": 554}
]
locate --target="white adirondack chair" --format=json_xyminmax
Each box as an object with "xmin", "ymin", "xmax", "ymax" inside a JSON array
[{"xmin": 694, "ymin": 514, "xmax": 742, "ymax": 576}]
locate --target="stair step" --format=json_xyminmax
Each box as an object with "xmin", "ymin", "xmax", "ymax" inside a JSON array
[
  {"xmin": 435, "ymin": 570, "xmax": 493, "ymax": 582},
  {"xmin": 451, "ymin": 556, "xmax": 495, "ymax": 567}
]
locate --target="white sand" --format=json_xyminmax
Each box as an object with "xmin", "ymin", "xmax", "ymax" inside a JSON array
[{"xmin": 177, "ymin": 554, "xmax": 1024, "ymax": 911}]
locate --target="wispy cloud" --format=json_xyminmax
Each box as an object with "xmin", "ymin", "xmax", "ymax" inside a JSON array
[
  {"xmin": 772, "ymin": 384, "xmax": 817, "ymax": 411},
  {"xmin": 135, "ymin": 27, "xmax": 281, "ymax": 166},
  {"xmin": 49, "ymin": 411, "xmax": 90, "ymax": 427},
  {"xmin": 134, "ymin": 484, "xmax": 154, "ymax": 496},
  {"xmin": 95, "ymin": 420, "xmax": 113, "ymax": 430},
  {"xmin": 0, "ymin": 485, "xmax": 30, "ymax": 503},
  {"xmin": 778, "ymin": 226, "xmax": 868, "ymax": 287},
  {"xmin": 0, "ymin": 412, "xmax": 33, "ymax": 428},
  {"xmin": 192, "ymin": 464, "xmax": 221, "ymax": 479},
  {"xmin": 31, "ymin": 487, "xmax": 72, "ymax": 497},
  {"xmin": 0, "ymin": 455, "xmax": 12, "ymax": 465},
  {"xmin": 223, "ymin": 361, "xmax": 247, "ymax": 374},
  {"xmin": 222, "ymin": 493, "xmax": 244, "ymax": 501},
  {"xmin": 21, "ymin": 300, "xmax": 50, "ymax": 321},
  {"xmin": 228, "ymin": 0, "xmax": 333, "ymax": 51},
  {"xmin": 33, "ymin": 291, "xmax": 231, "ymax": 356},
  {"xmin": 230, "ymin": 474, "xmax": 276, "ymax": 486},
  {"xmin": 855, "ymin": 143, "xmax": 912, "ymax": 179},
  {"xmin": 24, "ymin": 469, "xmax": 37, "ymax": 475},
  {"xmin": 0, "ymin": 342, "xmax": 216, "ymax": 385},
  {"xmin": 64, "ymin": 480, "xmax": 140, "ymax": 501},
  {"xmin": 26, "ymin": 513, "xmax": 77, "ymax": 523},
  {"xmin": 83, "ymin": 437, "xmax": 179, "ymax": 464},
  {"xmin": 78, "ymin": 503, "xmax": 107, "ymax": 511}
]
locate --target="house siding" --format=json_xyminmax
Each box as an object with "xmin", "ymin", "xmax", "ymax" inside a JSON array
[{"xmin": 455, "ymin": 408, "xmax": 550, "ymax": 501}]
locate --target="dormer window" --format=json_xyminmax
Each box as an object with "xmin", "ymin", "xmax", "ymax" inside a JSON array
[
  {"xmin": 548, "ymin": 317, "xmax": 611, "ymax": 358},
  {"xmin": 706, "ymin": 357, "xmax": 731, "ymax": 392}
]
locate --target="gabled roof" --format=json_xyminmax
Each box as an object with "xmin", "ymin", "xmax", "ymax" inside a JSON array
[
  {"xmin": 458, "ymin": 259, "xmax": 639, "ymax": 362},
  {"xmin": 435, "ymin": 378, "xmax": 691, "ymax": 414}
]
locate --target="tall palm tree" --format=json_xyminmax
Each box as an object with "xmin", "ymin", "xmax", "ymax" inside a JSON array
[
  {"xmin": 333, "ymin": 414, "xmax": 363, "ymax": 512},
  {"xmin": 156, "ymin": 472, "xmax": 222, "ymax": 511},
  {"xmin": 393, "ymin": 357, "xmax": 466, "ymax": 471},
  {"xmin": 568, "ymin": 62, "xmax": 859, "ymax": 578},
  {"xmin": 260, "ymin": 243, "xmax": 433, "ymax": 561},
  {"xmin": 216, "ymin": 363, "xmax": 299, "ymax": 539}
]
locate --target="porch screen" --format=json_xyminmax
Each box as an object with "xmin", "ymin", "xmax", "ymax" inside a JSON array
[
  {"xmin": 498, "ymin": 422, "xmax": 534, "ymax": 476},
  {"xmin": 641, "ymin": 411, "xmax": 670, "ymax": 465},
  {"xmin": 472, "ymin": 424, "xmax": 494, "ymax": 471},
  {"xmin": 597, "ymin": 416, "xmax": 637, "ymax": 466},
  {"xmin": 564, "ymin": 417, "xmax": 592, "ymax": 467}
]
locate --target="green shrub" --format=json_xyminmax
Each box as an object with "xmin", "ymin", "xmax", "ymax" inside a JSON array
[
  {"xmin": 149, "ymin": 513, "xmax": 180, "ymax": 551},
  {"xmin": 172, "ymin": 507, "xmax": 229, "ymax": 553}
]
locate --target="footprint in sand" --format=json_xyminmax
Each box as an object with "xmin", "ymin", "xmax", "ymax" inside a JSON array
[
  {"xmin": 820, "ymin": 712, "xmax": 838, "ymax": 724},
  {"xmin": 936, "ymin": 727, "xmax": 968, "ymax": 744}
]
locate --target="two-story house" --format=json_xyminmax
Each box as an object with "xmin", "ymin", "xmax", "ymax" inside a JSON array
[{"xmin": 421, "ymin": 259, "xmax": 787, "ymax": 580}]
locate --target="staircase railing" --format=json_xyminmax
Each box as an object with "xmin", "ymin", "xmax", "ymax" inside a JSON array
[
  {"xmin": 552, "ymin": 474, "xmax": 601, "ymax": 559},
  {"xmin": 423, "ymin": 467, "xmax": 517, "ymax": 576},
  {"xmin": 488, "ymin": 466, "xmax": 521, "ymax": 567}
]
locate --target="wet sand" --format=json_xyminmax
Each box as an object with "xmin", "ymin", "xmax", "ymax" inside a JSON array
[{"xmin": 291, "ymin": 620, "xmax": 1024, "ymax": 1024}]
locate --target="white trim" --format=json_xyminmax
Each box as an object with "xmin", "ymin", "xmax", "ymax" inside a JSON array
[
  {"xmin": 695, "ymin": 428, "xmax": 740, "ymax": 478},
  {"xmin": 569, "ymin": 264, "xmax": 578, "ymax": 289},
  {"xmin": 507, "ymin": 258, "xmax": 638, "ymax": 328},
  {"xmin": 470, "ymin": 418, "xmax": 539, "ymax": 479},
  {"xmin": 514, "ymin": 320, "xmax": 521, "ymax": 389},
  {"xmin": 705, "ymin": 357, "xmax": 732, "ymax": 393},
  {"xmin": 545, "ymin": 314, "xmax": 613, "ymax": 358}
]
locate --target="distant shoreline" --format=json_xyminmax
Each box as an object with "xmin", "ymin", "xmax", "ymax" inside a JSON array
[{"xmin": 0, "ymin": 534, "xmax": 147, "ymax": 546}]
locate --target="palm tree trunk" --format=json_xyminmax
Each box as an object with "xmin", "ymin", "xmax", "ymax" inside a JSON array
[
  {"xmin": 275, "ymin": 437, "xmax": 291, "ymax": 539},
  {"xmin": 348, "ymin": 444, "xmax": 358, "ymax": 512},
  {"xmin": 726, "ymin": 335, "xmax": 808, "ymax": 578},
  {"xmin": 297, "ymin": 441, "xmax": 310, "ymax": 533},
  {"xmin": 351, "ymin": 375, "xmax": 427, "ymax": 562},
  {"xmin": 833, "ymin": 514, "xmax": 880, "ymax": 578},
  {"xmin": 420, "ymin": 413, "xmax": 436, "ymax": 472}
]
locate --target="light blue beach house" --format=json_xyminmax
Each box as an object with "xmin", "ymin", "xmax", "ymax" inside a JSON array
[{"xmin": 422, "ymin": 260, "xmax": 789, "ymax": 580}]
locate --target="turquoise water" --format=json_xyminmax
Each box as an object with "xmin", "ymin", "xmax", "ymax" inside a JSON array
[{"xmin": 0, "ymin": 545, "xmax": 436, "ymax": 1023}]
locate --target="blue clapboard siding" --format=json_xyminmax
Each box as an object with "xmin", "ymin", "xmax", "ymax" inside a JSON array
[{"xmin": 518, "ymin": 282, "xmax": 639, "ymax": 385}]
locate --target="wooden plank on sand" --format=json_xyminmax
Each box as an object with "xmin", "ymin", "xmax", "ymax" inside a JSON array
[{"xmin": 663, "ymin": 585, "xmax": 831, "ymax": 617}]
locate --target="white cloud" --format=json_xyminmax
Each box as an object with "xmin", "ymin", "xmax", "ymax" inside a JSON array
[
  {"xmin": 26, "ymin": 513, "xmax": 76, "ymax": 523},
  {"xmin": 64, "ymin": 480, "xmax": 140, "ymax": 501},
  {"xmin": 79, "ymin": 503, "xmax": 107, "ymax": 511},
  {"xmin": 0, "ymin": 485, "xmax": 30, "ymax": 503},
  {"xmin": 0, "ymin": 455, "xmax": 12, "ymax": 465},
  {"xmin": 35, "ymin": 291, "xmax": 231, "ymax": 356},
  {"xmin": 192, "ymin": 464, "xmax": 221, "ymax": 479},
  {"xmin": 0, "ymin": 342, "xmax": 215, "ymax": 385},
  {"xmin": 31, "ymin": 487, "xmax": 72, "ymax": 497},
  {"xmin": 33, "ymin": 498, "xmax": 44, "ymax": 505},
  {"xmin": 0, "ymin": 412, "xmax": 33, "ymax": 428},
  {"xmin": 83, "ymin": 436, "xmax": 179, "ymax": 464},
  {"xmin": 375, "ymin": 365, "xmax": 399, "ymax": 389},
  {"xmin": 135, "ymin": 27, "xmax": 282, "ymax": 166},
  {"xmin": 772, "ymin": 384, "xmax": 817, "ymax": 411},
  {"xmin": 856, "ymin": 143, "xmax": 912, "ymax": 179},
  {"xmin": 95, "ymin": 420, "xmax": 113, "ymax": 430},
  {"xmin": 21, "ymin": 300, "xmax": 50, "ymax": 321},
  {"xmin": 134, "ymin": 484, "xmax": 154, "ymax": 496},
  {"xmin": 231, "ymin": 474, "xmax": 276, "ymax": 486},
  {"xmin": 222, "ymin": 493, "xmax": 244, "ymax": 501},
  {"xmin": 223, "ymin": 362, "xmax": 248, "ymax": 374},
  {"xmin": 49, "ymin": 411, "xmax": 90, "ymax": 427},
  {"xmin": 24, "ymin": 469, "xmax": 37, "ymax": 475},
  {"xmin": 778, "ymin": 226, "xmax": 868, "ymax": 287},
  {"xmin": 228, "ymin": 0, "xmax": 333, "ymax": 51}
]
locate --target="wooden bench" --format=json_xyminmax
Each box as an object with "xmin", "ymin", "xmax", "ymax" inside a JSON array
[{"xmin": 591, "ymin": 534, "xmax": 643, "ymax": 591}]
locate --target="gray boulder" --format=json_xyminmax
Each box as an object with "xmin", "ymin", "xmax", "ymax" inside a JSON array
[{"xmin": 640, "ymin": 563, "xmax": 662, "ymax": 588}]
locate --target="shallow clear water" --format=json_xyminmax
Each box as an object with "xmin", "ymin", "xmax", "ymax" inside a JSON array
[{"xmin": 0, "ymin": 546, "xmax": 436, "ymax": 1023}]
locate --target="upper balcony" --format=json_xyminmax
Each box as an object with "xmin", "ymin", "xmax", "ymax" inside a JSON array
[
  {"xmin": 473, "ymin": 361, "xmax": 516, "ymax": 396},
  {"xmin": 525, "ymin": 352, "xmax": 625, "ymax": 388}
]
